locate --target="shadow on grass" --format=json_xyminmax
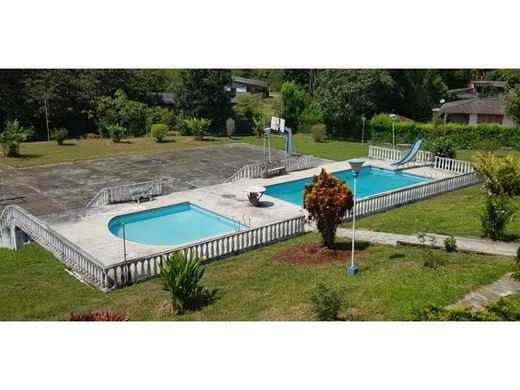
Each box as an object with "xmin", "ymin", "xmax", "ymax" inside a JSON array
[
  {"xmin": 189, "ymin": 288, "xmax": 221, "ymax": 313},
  {"xmin": 498, "ymin": 233, "xmax": 520, "ymax": 242},
  {"xmin": 157, "ymin": 139, "xmax": 175, "ymax": 143},
  {"xmin": 13, "ymin": 153, "xmax": 44, "ymax": 160},
  {"xmin": 58, "ymin": 142, "xmax": 76, "ymax": 147},
  {"xmin": 332, "ymin": 240, "xmax": 371, "ymax": 251},
  {"xmin": 389, "ymin": 253, "xmax": 406, "ymax": 259}
]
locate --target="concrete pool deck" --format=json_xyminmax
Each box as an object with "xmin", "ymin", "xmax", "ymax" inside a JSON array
[{"xmin": 40, "ymin": 157, "xmax": 458, "ymax": 267}]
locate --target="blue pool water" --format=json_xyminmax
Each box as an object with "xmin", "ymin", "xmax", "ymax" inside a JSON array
[
  {"xmin": 265, "ymin": 167, "xmax": 429, "ymax": 207},
  {"xmin": 108, "ymin": 202, "xmax": 245, "ymax": 246}
]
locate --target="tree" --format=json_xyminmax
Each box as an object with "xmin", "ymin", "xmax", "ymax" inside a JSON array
[
  {"xmin": 280, "ymin": 81, "xmax": 310, "ymax": 130},
  {"xmin": 311, "ymin": 69, "xmax": 395, "ymax": 137},
  {"xmin": 303, "ymin": 169, "xmax": 354, "ymax": 248},
  {"xmin": 174, "ymin": 69, "xmax": 233, "ymax": 134}
]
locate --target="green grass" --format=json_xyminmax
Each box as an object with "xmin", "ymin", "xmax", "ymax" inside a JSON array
[
  {"xmin": 0, "ymin": 134, "xmax": 368, "ymax": 168},
  {"xmin": 345, "ymin": 185, "xmax": 520, "ymax": 241},
  {"xmin": 0, "ymin": 235, "xmax": 513, "ymax": 321}
]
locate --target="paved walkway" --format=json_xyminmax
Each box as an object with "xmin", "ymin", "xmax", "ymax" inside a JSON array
[
  {"xmin": 448, "ymin": 273, "xmax": 520, "ymax": 309},
  {"xmin": 336, "ymin": 228, "xmax": 519, "ymax": 257}
]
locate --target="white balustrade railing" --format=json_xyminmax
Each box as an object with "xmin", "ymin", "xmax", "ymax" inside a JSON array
[
  {"xmin": 86, "ymin": 180, "xmax": 162, "ymax": 208},
  {"xmin": 0, "ymin": 204, "xmax": 306, "ymax": 291},
  {"xmin": 416, "ymin": 150, "xmax": 433, "ymax": 163},
  {"xmin": 0, "ymin": 205, "xmax": 111, "ymax": 290},
  {"xmin": 344, "ymin": 171, "xmax": 480, "ymax": 220},
  {"xmin": 368, "ymin": 146, "xmax": 402, "ymax": 161},
  {"xmin": 105, "ymin": 215, "xmax": 306, "ymax": 287},
  {"xmin": 434, "ymin": 156, "xmax": 474, "ymax": 173},
  {"xmin": 226, "ymin": 155, "xmax": 320, "ymax": 183}
]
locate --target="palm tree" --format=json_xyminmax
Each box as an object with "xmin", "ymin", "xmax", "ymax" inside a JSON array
[{"xmin": 0, "ymin": 120, "xmax": 30, "ymax": 157}]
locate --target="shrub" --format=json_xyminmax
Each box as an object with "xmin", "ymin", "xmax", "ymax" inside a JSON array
[
  {"xmin": 226, "ymin": 117, "xmax": 236, "ymax": 137},
  {"xmin": 413, "ymin": 298, "xmax": 520, "ymax": 321},
  {"xmin": 175, "ymin": 112, "xmax": 191, "ymax": 136},
  {"xmin": 444, "ymin": 235, "xmax": 457, "ymax": 252},
  {"xmin": 304, "ymin": 169, "xmax": 354, "ymax": 248},
  {"xmin": 474, "ymin": 153, "xmax": 520, "ymax": 197},
  {"xmin": 233, "ymin": 94, "xmax": 262, "ymax": 134},
  {"xmin": 512, "ymin": 248, "xmax": 520, "ymax": 281},
  {"xmin": 252, "ymin": 115, "xmax": 267, "ymax": 139},
  {"xmin": 70, "ymin": 311, "xmax": 127, "ymax": 321},
  {"xmin": 429, "ymin": 137, "xmax": 456, "ymax": 159},
  {"xmin": 310, "ymin": 283, "xmax": 343, "ymax": 321},
  {"xmin": 51, "ymin": 127, "xmax": 68, "ymax": 145},
  {"xmin": 106, "ymin": 124, "xmax": 127, "ymax": 143},
  {"xmin": 150, "ymin": 123, "xmax": 169, "ymax": 142},
  {"xmin": 0, "ymin": 119, "xmax": 31, "ymax": 157},
  {"xmin": 480, "ymin": 194, "xmax": 517, "ymax": 240},
  {"xmin": 416, "ymin": 231, "xmax": 444, "ymax": 268},
  {"xmin": 311, "ymin": 123, "xmax": 327, "ymax": 142},
  {"xmin": 185, "ymin": 118, "xmax": 212, "ymax": 141},
  {"xmin": 160, "ymin": 251, "xmax": 206, "ymax": 314}
]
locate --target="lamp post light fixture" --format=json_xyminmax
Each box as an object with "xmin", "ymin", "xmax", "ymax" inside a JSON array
[
  {"xmin": 388, "ymin": 113, "xmax": 397, "ymax": 149},
  {"xmin": 347, "ymin": 158, "xmax": 366, "ymax": 276},
  {"xmin": 361, "ymin": 116, "xmax": 366, "ymax": 144}
]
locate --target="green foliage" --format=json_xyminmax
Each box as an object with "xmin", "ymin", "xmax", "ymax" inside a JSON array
[
  {"xmin": 160, "ymin": 251, "xmax": 206, "ymax": 314},
  {"xmin": 481, "ymin": 194, "xmax": 517, "ymax": 240},
  {"xmin": 369, "ymin": 113, "xmax": 433, "ymax": 144},
  {"xmin": 175, "ymin": 69, "xmax": 233, "ymax": 134},
  {"xmin": 311, "ymin": 123, "xmax": 327, "ymax": 142},
  {"xmin": 444, "ymin": 235, "xmax": 457, "ymax": 253},
  {"xmin": 304, "ymin": 169, "xmax": 354, "ymax": 248},
  {"xmin": 150, "ymin": 123, "xmax": 169, "ymax": 142},
  {"xmin": 280, "ymin": 81, "xmax": 310, "ymax": 131},
  {"xmin": 252, "ymin": 115, "xmax": 267, "ymax": 139},
  {"xmin": 298, "ymin": 106, "xmax": 323, "ymax": 133},
  {"xmin": 175, "ymin": 112, "xmax": 190, "ymax": 136},
  {"xmin": 51, "ymin": 127, "xmax": 68, "ymax": 145},
  {"xmin": 226, "ymin": 117, "xmax": 235, "ymax": 137},
  {"xmin": 506, "ymin": 85, "xmax": 520, "ymax": 126},
  {"xmin": 413, "ymin": 297, "xmax": 520, "ymax": 321},
  {"xmin": 429, "ymin": 137, "xmax": 456, "ymax": 159},
  {"xmin": 474, "ymin": 153, "xmax": 520, "ymax": 197},
  {"xmin": 233, "ymin": 94, "xmax": 262, "ymax": 134},
  {"xmin": 312, "ymin": 70, "xmax": 395, "ymax": 137},
  {"xmin": 146, "ymin": 106, "xmax": 175, "ymax": 130},
  {"xmin": 92, "ymin": 89, "xmax": 150, "ymax": 137},
  {"xmin": 105, "ymin": 124, "xmax": 127, "ymax": 143},
  {"xmin": 185, "ymin": 118, "xmax": 212, "ymax": 141},
  {"xmin": 310, "ymin": 283, "xmax": 344, "ymax": 321},
  {"xmin": 0, "ymin": 119, "xmax": 31, "ymax": 157},
  {"xmin": 416, "ymin": 231, "xmax": 444, "ymax": 268}
]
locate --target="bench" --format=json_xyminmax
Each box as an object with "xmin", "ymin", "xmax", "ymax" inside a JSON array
[
  {"xmin": 130, "ymin": 184, "xmax": 154, "ymax": 203},
  {"xmin": 261, "ymin": 166, "xmax": 286, "ymax": 179}
]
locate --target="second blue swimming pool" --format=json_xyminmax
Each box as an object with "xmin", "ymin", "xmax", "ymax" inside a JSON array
[{"xmin": 264, "ymin": 166, "xmax": 429, "ymax": 207}]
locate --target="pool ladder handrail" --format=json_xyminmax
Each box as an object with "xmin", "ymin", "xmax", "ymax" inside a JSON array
[{"xmin": 231, "ymin": 215, "xmax": 251, "ymax": 233}]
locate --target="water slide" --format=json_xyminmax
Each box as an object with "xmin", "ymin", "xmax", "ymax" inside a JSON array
[{"xmin": 391, "ymin": 138, "xmax": 425, "ymax": 167}]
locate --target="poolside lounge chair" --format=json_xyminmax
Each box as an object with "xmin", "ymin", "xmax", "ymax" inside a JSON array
[
  {"xmin": 391, "ymin": 138, "xmax": 425, "ymax": 168},
  {"xmin": 130, "ymin": 183, "xmax": 154, "ymax": 203}
]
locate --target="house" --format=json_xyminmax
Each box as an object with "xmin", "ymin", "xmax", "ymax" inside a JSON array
[
  {"xmin": 434, "ymin": 80, "xmax": 514, "ymax": 125},
  {"xmin": 225, "ymin": 76, "xmax": 269, "ymax": 101},
  {"xmin": 435, "ymin": 98, "xmax": 514, "ymax": 125}
]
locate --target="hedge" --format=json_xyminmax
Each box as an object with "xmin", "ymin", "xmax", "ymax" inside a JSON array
[{"xmin": 369, "ymin": 113, "xmax": 520, "ymax": 150}]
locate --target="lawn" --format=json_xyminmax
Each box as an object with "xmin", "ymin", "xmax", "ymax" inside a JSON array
[
  {"xmin": 344, "ymin": 185, "xmax": 520, "ymax": 241},
  {"xmin": 0, "ymin": 235, "xmax": 513, "ymax": 321},
  {"xmin": 0, "ymin": 134, "xmax": 369, "ymax": 168}
]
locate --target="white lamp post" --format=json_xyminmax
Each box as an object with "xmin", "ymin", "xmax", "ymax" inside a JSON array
[
  {"xmin": 347, "ymin": 158, "xmax": 366, "ymax": 276},
  {"xmin": 388, "ymin": 113, "xmax": 397, "ymax": 149},
  {"xmin": 361, "ymin": 116, "xmax": 366, "ymax": 144}
]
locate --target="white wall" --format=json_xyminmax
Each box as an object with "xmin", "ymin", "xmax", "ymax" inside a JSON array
[{"xmin": 468, "ymin": 113, "xmax": 478, "ymax": 125}]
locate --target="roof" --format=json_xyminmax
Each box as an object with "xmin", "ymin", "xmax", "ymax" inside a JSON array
[
  {"xmin": 439, "ymin": 98, "xmax": 506, "ymax": 115},
  {"xmin": 231, "ymin": 76, "xmax": 268, "ymax": 88}
]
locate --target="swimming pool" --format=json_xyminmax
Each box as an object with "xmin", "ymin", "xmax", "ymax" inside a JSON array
[
  {"xmin": 264, "ymin": 166, "xmax": 429, "ymax": 206},
  {"xmin": 108, "ymin": 202, "xmax": 245, "ymax": 246}
]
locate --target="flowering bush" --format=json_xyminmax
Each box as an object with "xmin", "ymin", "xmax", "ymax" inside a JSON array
[{"xmin": 303, "ymin": 169, "xmax": 353, "ymax": 248}]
